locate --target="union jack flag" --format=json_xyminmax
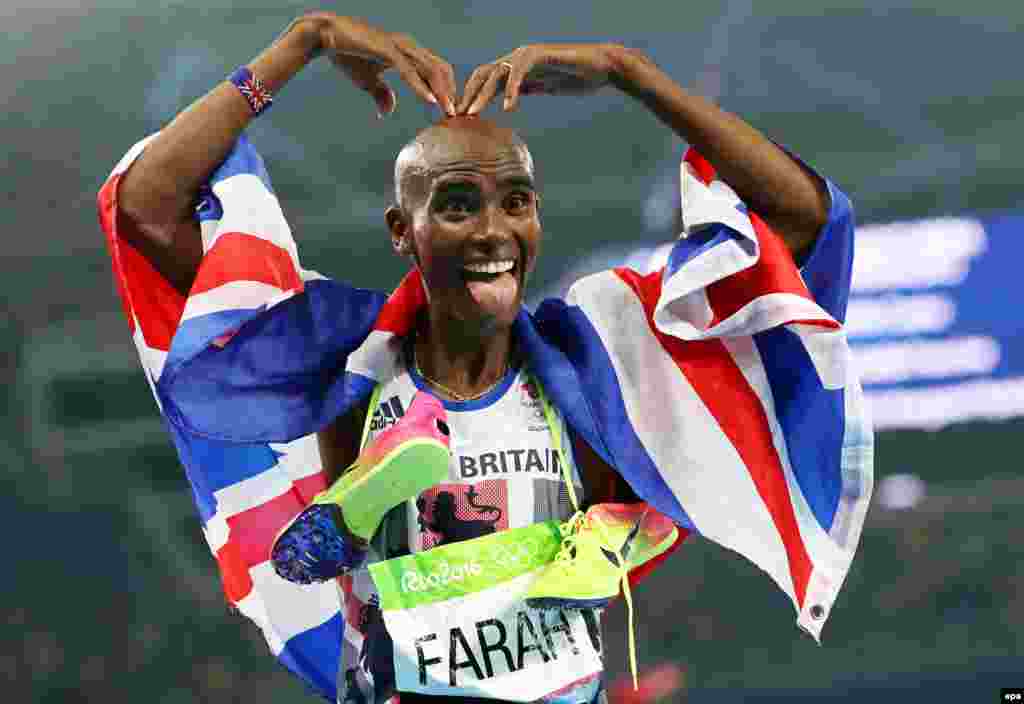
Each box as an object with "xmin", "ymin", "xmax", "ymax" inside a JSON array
[{"xmin": 237, "ymin": 73, "xmax": 273, "ymax": 114}]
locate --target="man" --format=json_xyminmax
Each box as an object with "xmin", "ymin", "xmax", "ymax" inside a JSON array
[{"xmin": 99, "ymin": 11, "xmax": 871, "ymax": 704}]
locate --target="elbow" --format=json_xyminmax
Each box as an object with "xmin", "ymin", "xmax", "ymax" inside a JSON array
[
  {"xmin": 791, "ymin": 175, "xmax": 833, "ymax": 256},
  {"xmin": 117, "ymin": 178, "xmax": 194, "ymax": 247}
]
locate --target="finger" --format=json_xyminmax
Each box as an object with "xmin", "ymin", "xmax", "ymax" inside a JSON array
[
  {"xmin": 466, "ymin": 64, "xmax": 507, "ymax": 115},
  {"xmin": 387, "ymin": 51, "xmax": 440, "ymax": 108},
  {"xmin": 504, "ymin": 54, "xmax": 536, "ymax": 112},
  {"xmin": 394, "ymin": 38, "xmax": 457, "ymax": 115},
  {"xmin": 410, "ymin": 52, "xmax": 457, "ymax": 116},
  {"xmin": 342, "ymin": 60, "xmax": 398, "ymax": 116},
  {"xmin": 371, "ymin": 81, "xmax": 397, "ymax": 117},
  {"xmin": 415, "ymin": 48, "xmax": 458, "ymax": 116},
  {"xmin": 458, "ymin": 65, "xmax": 493, "ymax": 114},
  {"xmin": 440, "ymin": 62, "xmax": 458, "ymax": 115}
]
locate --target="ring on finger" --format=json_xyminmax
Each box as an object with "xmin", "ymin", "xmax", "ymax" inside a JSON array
[{"xmin": 499, "ymin": 61, "xmax": 514, "ymax": 73}]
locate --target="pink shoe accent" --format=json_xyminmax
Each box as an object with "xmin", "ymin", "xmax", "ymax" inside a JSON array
[
  {"xmin": 357, "ymin": 391, "xmax": 450, "ymax": 468},
  {"xmin": 587, "ymin": 503, "xmax": 678, "ymax": 551}
]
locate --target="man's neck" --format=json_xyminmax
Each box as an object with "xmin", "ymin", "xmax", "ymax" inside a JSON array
[{"xmin": 413, "ymin": 311, "xmax": 515, "ymax": 400}]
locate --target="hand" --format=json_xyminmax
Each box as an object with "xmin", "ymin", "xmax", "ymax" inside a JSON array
[
  {"xmin": 304, "ymin": 13, "xmax": 457, "ymax": 116},
  {"xmin": 458, "ymin": 43, "xmax": 628, "ymax": 115}
]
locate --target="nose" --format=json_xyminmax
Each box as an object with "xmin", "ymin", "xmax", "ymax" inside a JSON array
[{"xmin": 474, "ymin": 203, "xmax": 514, "ymax": 245}]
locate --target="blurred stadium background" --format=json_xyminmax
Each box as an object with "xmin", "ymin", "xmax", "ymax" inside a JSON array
[{"xmin": 4, "ymin": 1, "xmax": 1023, "ymax": 701}]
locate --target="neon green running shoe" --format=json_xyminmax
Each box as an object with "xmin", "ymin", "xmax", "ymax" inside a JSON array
[
  {"xmin": 311, "ymin": 390, "xmax": 451, "ymax": 542},
  {"xmin": 271, "ymin": 391, "xmax": 451, "ymax": 583},
  {"xmin": 524, "ymin": 502, "xmax": 679, "ymax": 610}
]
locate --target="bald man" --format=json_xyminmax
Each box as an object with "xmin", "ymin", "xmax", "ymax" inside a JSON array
[{"xmin": 109, "ymin": 11, "xmax": 860, "ymax": 704}]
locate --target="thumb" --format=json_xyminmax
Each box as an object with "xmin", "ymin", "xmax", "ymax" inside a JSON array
[
  {"xmin": 335, "ymin": 56, "xmax": 398, "ymax": 116},
  {"xmin": 366, "ymin": 78, "xmax": 397, "ymax": 117}
]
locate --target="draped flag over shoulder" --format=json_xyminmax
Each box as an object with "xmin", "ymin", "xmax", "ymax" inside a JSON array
[{"xmin": 98, "ymin": 134, "xmax": 872, "ymax": 702}]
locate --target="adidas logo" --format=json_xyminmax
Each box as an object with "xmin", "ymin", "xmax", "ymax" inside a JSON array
[{"xmin": 370, "ymin": 395, "xmax": 405, "ymax": 432}]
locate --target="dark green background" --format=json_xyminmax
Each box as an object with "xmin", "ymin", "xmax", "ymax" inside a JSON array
[{"xmin": 4, "ymin": 1, "xmax": 1022, "ymax": 701}]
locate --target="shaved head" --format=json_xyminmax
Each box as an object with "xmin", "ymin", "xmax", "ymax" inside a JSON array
[
  {"xmin": 384, "ymin": 116, "xmax": 543, "ymax": 330},
  {"xmin": 394, "ymin": 116, "xmax": 534, "ymax": 210}
]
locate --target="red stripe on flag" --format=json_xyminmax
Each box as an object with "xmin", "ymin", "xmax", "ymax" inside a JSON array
[
  {"xmin": 215, "ymin": 539, "xmax": 255, "ymax": 603},
  {"xmin": 294, "ymin": 471, "xmax": 330, "ymax": 504},
  {"xmin": 98, "ymin": 175, "xmax": 136, "ymax": 334},
  {"xmin": 97, "ymin": 174, "xmax": 186, "ymax": 351},
  {"xmin": 374, "ymin": 269, "xmax": 427, "ymax": 335},
  {"xmin": 225, "ymin": 470, "xmax": 331, "ymax": 568},
  {"xmin": 683, "ymin": 148, "xmax": 716, "ymax": 186},
  {"xmin": 704, "ymin": 211, "xmax": 837, "ymax": 328},
  {"xmin": 615, "ymin": 267, "xmax": 813, "ymax": 606},
  {"xmin": 190, "ymin": 232, "xmax": 303, "ymax": 296}
]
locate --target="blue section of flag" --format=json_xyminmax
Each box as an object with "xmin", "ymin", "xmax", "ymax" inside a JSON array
[
  {"xmin": 278, "ymin": 612, "xmax": 344, "ymax": 702},
  {"xmin": 195, "ymin": 188, "xmax": 224, "ymax": 223},
  {"xmin": 165, "ymin": 307, "xmax": 263, "ymax": 375},
  {"xmin": 755, "ymin": 327, "xmax": 845, "ymax": 531},
  {"xmin": 164, "ymin": 425, "xmax": 281, "ymax": 524},
  {"xmin": 159, "ymin": 279, "xmax": 387, "ymax": 443},
  {"xmin": 187, "ymin": 436, "xmax": 281, "ymax": 493},
  {"xmin": 166, "ymin": 424, "xmax": 217, "ymax": 524},
  {"xmin": 800, "ymin": 181, "xmax": 855, "ymax": 323}
]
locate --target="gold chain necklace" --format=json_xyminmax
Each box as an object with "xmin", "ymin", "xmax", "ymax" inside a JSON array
[{"xmin": 413, "ymin": 345, "xmax": 509, "ymax": 402}]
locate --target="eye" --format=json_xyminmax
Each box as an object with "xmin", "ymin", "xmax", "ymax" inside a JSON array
[
  {"xmin": 443, "ymin": 197, "xmax": 471, "ymax": 213},
  {"xmin": 505, "ymin": 192, "xmax": 532, "ymax": 213},
  {"xmin": 435, "ymin": 192, "xmax": 479, "ymax": 218}
]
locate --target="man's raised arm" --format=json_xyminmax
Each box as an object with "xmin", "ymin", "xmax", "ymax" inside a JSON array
[
  {"xmin": 611, "ymin": 49, "xmax": 830, "ymax": 260},
  {"xmin": 116, "ymin": 13, "xmax": 457, "ymax": 295}
]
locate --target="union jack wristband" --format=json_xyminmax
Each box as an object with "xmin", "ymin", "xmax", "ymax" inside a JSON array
[{"xmin": 228, "ymin": 66, "xmax": 273, "ymax": 116}]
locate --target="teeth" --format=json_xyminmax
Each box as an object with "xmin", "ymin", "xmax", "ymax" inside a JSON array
[{"xmin": 464, "ymin": 259, "xmax": 515, "ymax": 274}]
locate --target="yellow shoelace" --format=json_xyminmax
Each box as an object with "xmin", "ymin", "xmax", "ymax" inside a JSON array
[
  {"xmin": 553, "ymin": 510, "xmax": 587, "ymax": 565},
  {"xmin": 536, "ymin": 379, "xmax": 640, "ymax": 691}
]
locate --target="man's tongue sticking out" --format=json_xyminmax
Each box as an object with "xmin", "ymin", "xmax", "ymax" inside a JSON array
[{"xmin": 465, "ymin": 270, "xmax": 518, "ymax": 320}]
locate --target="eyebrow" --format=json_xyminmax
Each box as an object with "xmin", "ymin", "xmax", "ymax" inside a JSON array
[
  {"xmin": 432, "ymin": 181, "xmax": 478, "ymax": 198},
  {"xmin": 433, "ymin": 175, "xmax": 536, "ymax": 193}
]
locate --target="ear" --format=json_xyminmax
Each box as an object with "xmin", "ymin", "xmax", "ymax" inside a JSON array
[{"xmin": 385, "ymin": 205, "xmax": 414, "ymax": 256}]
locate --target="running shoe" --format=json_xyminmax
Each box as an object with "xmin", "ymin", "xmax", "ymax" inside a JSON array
[
  {"xmin": 272, "ymin": 391, "xmax": 451, "ymax": 584},
  {"xmin": 524, "ymin": 502, "xmax": 678, "ymax": 610}
]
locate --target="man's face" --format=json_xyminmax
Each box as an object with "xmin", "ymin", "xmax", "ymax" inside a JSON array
[{"xmin": 391, "ymin": 119, "xmax": 541, "ymax": 331}]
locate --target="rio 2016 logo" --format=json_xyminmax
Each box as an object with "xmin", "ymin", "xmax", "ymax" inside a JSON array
[
  {"xmin": 482, "ymin": 538, "xmax": 547, "ymax": 570},
  {"xmin": 399, "ymin": 537, "xmax": 552, "ymax": 593},
  {"xmin": 400, "ymin": 560, "xmax": 482, "ymax": 593}
]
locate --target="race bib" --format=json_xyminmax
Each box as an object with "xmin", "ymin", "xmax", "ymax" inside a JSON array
[{"xmin": 369, "ymin": 522, "xmax": 604, "ymax": 702}]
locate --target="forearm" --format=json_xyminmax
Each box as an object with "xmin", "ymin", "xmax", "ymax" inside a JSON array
[
  {"xmin": 611, "ymin": 48, "xmax": 829, "ymax": 256},
  {"xmin": 119, "ymin": 16, "xmax": 325, "ymax": 225}
]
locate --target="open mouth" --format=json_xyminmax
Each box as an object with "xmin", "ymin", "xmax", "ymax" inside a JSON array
[{"xmin": 461, "ymin": 259, "xmax": 517, "ymax": 281}]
